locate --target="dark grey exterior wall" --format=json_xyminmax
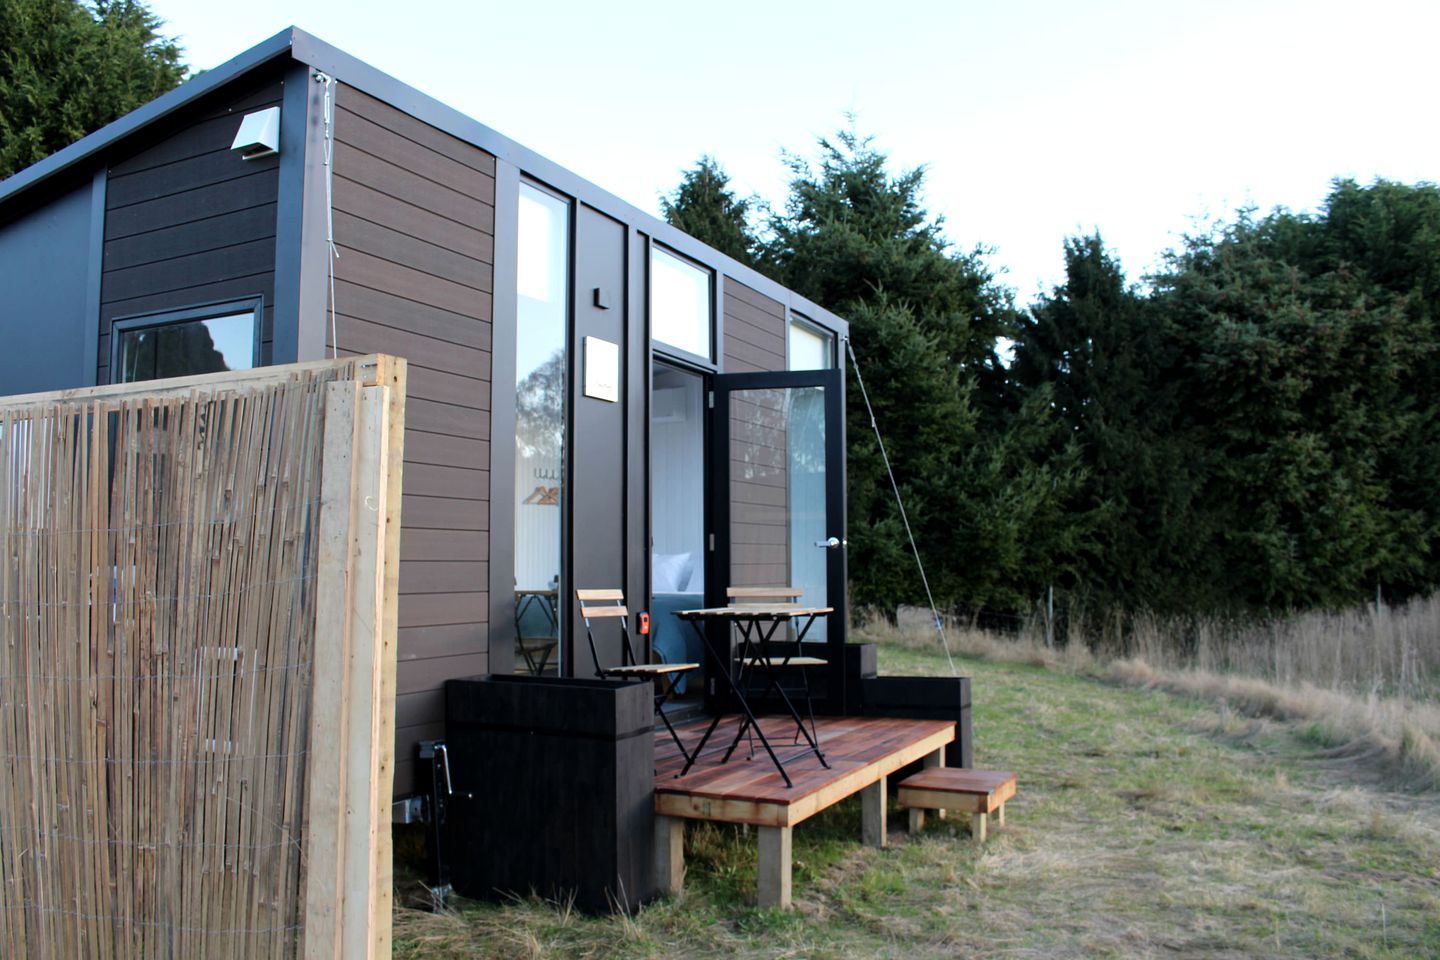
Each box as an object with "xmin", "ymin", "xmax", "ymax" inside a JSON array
[
  {"xmin": 98, "ymin": 75, "xmax": 285, "ymax": 382},
  {"xmin": 567, "ymin": 205, "xmax": 629, "ymax": 670},
  {"xmin": 0, "ymin": 181, "xmax": 98, "ymax": 393},
  {"xmin": 327, "ymin": 83, "xmax": 496, "ymax": 796}
]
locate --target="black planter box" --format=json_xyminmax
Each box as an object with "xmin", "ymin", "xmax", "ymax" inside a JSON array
[
  {"xmin": 857, "ymin": 675, "xmax": 972, "ymax": 769},
  {"xmin": 443, "ymin": 674, "xmax": 655, "ymax": 911},
  {"xmin": 844, "ymin": 642, "xmax": 878, "ymax": 705}
]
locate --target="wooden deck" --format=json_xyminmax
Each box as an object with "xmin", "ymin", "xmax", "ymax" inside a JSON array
[{"xmin": 653, "ymin": 714, "xmax": 955, "ymax": 827}]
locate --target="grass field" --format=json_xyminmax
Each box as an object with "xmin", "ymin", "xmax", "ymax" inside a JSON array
[{"xmin": 394, "ymin": 640, "xmax": 1440, "ymax": 958}]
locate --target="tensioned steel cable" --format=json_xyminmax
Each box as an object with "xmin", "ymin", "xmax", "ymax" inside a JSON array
[
  {"xmin": 844, "ymin": 336, "xmax": 958, "ymax": 675},
  {"xmin": 315, "ymin": 71, "xmax": 339, "ymax": 358}
]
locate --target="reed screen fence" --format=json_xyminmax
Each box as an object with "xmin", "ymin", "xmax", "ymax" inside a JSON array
[{"xmin": 0, "ymin": 357, "xmax": 403, "ymax": 959}]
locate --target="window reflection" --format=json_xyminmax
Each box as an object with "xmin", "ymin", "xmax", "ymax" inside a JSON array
[
  {"xmin": 117, "ymin": 312, "xmax": 256, "ymax": 383},
  {"xmin": 514, "ymin": 183, "xmax": 569, "ymax": 674}
]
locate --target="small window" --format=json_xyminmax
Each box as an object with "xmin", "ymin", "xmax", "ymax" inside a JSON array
[
  {"xmin": 788, "ymin": 316, "xmax": 834, "ymax": 370},
  {"xmin": 113, "ymin": 299, "xmax": 261, "ymax": 384},
  {"xmin": 650, "ymin": 245, "xmax": 712, "ymax": 360}
]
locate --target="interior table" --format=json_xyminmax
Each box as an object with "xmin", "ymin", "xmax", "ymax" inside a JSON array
[
  {"xmin": 514, "ymin": 588, "xmax": 559, "ymax": 675},
  {"xmin": 674, "ymin": 604, "xmax": 833, "ymax": 788}
]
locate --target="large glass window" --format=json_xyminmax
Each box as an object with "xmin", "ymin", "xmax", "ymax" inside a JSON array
[
  {"xmin": 513, "ymin": 183, "xmax": 570, "ymax": 675},
  {"xmin": 113, "ymin": 301, "xmax": 259, "ymax": 383},
  {"xmin": 650, "ymin": 245, "xmax": 712, "ymax": 359},
  {"xmin": 788, "ymin": 316, "xmax": 834, "ymax": 371}
]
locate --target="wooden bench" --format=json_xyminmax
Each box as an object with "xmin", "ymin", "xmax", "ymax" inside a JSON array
[{"xmin": 897, "ymin": 768, "xmax": 1016, "ymax": 842}]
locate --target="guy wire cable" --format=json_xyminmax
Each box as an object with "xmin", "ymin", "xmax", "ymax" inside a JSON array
[{"xmin": 844, "ymin": 335, "xmax": 957, "ymax": 676}]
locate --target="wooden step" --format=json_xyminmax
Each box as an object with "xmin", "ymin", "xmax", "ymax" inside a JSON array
[{"xmin": 897, "ymin": 768, "xmax": 1016, "ymax": 841}]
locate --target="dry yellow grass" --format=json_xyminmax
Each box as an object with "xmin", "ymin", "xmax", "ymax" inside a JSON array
[
  {"xmin": 396, "ymin": 637, "xmax": 1440, "ymax": 958},
  {"xmin": 854, "ymin": 597, "xmax": 1440, "ymax": 792}
]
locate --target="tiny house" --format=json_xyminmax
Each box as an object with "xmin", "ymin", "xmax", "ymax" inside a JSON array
[{"xmin": 0, "ymin": 27, "xmax": 852, "ymax": 799}]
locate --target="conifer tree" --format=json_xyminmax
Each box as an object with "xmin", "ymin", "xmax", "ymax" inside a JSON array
[
  {"xmin": 660, "ymin": 156, "xmax": 760, "ymax": 266},
  {"xmin": 759, "ymin": 126, "xmax": 1074, "ymax": 611},
  {"xmin": 1013, "ymin": 235, "xmax": 1213, "ymax": 611},
  {"xmin": 0, "ymin": 0, "xmax": 186, "ymax": 178}
]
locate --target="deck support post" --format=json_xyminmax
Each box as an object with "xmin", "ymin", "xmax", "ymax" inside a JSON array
[
  {"xmin": 907, "ymin": 808, "xmax": 925, "ymax": 833},
  {"xmin": 861, "ymin": 776, "xmax": 887, "ymax": 848},
  {"xmin": 757, "ymin": 825, "xmax": 792, "ymax": 910},
  {"xmin": 653, "ymin": 815, "xmax": 685, "ymax": 895},
  {"xmin": 923, "ymin": 748, "xmax": 946, "ymax": 819},
  {"xmin": 971, "ymin": 812, "xmax": 988, "ymax": 843}
]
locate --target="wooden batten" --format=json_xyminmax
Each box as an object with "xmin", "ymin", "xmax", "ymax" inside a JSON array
[
  {"xmin": 371, "ymin": 353, "xmax": 406, "ymax": 958},
  {"xmin": 580, "ymin": 605, "xmax": 629, "ymax": 619},
  {"xmin": 0, "ymin": 354, "xmax": 393, "ymax": 410},
  {"xmin": 304, "ymin": 382, "xmax": 361, "ymax": 958},
  {"xmin": 575, "ymin": 588, "xmax": 625, "ymax": 601},
  {"xmin": 302, "ymin": 374, "xmax": 400, "ymax": 960}
]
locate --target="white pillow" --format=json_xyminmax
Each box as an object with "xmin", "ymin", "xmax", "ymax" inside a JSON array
[{"xmin": 652, "ymin": 552, "xmax": 694, "ymax": 593}]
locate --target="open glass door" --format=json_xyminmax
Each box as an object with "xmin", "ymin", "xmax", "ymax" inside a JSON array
[{"xmin": 707, "ymin": 368, "xmax": 847, "ymax": 713}]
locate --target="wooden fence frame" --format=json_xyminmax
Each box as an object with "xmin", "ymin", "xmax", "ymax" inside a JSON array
[{"xmin": 0, "ymin": 354, "xmax": 406, "ymax": 959}]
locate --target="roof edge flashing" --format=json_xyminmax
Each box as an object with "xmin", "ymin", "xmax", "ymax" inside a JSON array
[{"xmin": 0, "ymin": 27, "xmax": 299, "ymax": 210}]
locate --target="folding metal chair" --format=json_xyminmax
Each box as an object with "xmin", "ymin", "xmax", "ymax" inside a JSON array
[
  {"xmin": 577, "ymin": 588, "xmax": 700, "ymax": 766},
  {"xmin": 726, "ymin": 586, "xmax": 827, "ymax": 758}
]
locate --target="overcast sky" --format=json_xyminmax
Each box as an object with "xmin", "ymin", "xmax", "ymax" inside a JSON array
[{"xmin": 148, "ymin": 0, "xmax": 1439, "ymax": 301}]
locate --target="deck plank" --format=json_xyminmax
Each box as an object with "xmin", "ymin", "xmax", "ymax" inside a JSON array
[{"xmin": 654, "ymin": 715, "xmax": 954, "ymax": 827}]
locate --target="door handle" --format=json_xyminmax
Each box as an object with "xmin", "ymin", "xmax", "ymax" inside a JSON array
[{"xmin": 814, "ymin": 537, "xmax": 844, "ymax": 550}]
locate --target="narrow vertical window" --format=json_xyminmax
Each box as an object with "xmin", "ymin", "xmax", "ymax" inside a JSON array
[
  {"xmin": 513, "ymin": 183, "xmax": 569, "ymax": 674},
  {"xmin": 787, "ymin": 317, "xmax": 834, "ymax": 638}
]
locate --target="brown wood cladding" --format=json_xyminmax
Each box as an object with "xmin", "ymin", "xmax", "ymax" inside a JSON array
[
  {"xmin": 723, "ymin": 278, "xmax": 787, "ymax": 373},
  {"xmin": 99, "ymin": 77, "xmax": 284, "ymax": 382},
  {"xmin": 723, "ymin": 279, "xmax": 791, "ymax": 587},
  {"xmin": 332, "ymin": 83, "xmax": 496, "ymax": 794}
]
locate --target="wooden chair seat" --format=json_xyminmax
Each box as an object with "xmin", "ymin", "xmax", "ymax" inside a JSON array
[
  {"xmin": 744, "ymin": 656, "xmax": 827, "ymax": 668},
  {"xmin": 898, "ymin": 768, "xmax": 1017, "ymax": 841},
  {"xmin": 605, "ymin": 662, "xmax": 700, "ymax": 677}
]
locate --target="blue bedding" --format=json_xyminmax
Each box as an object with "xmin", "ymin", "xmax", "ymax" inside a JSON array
[{"xmin": 649, "ymin": 592, "xmax": 704, "ymax": 694}]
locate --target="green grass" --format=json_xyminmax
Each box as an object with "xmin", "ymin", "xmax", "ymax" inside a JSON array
[{"xmin": 393, "ymin": 645, "xmax": 1440, "ymax": 958}]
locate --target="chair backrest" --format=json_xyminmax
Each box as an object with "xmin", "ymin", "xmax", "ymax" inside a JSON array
[
  {"xmin": 726, "ymin": 586, "xmax": 803, "ymax": 605},
  {"xmin": 576, "ymin": 588, "xmax": 639, "ymax": 676}
]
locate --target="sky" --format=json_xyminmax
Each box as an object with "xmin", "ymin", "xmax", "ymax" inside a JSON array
[{"xmin": 148, "ymin": 0, "xmax": 1440, "ymax": 301}]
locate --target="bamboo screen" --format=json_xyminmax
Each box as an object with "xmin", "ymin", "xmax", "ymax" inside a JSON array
[{"xmin": 0, "ymin": 365, "xmax": 369, "ymax": 958}]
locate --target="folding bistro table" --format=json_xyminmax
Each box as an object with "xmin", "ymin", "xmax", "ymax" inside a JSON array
[{"xmin": 674, "ymin": 604, "xmax": 832, "ymax": 787}]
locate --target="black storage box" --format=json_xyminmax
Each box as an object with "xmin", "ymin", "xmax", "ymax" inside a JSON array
[
  {"xmin": 858, "ymin": 675, "xmax": 972, "ymax": 768},
  {"xmin": 443, "ymin": 674, "xmax": 655, "ymax": 911}
]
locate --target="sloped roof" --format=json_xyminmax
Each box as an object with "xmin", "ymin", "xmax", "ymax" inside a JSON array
[{"xmin": 0, "ymin": 26, "xmax": 845, "ymax": 332}]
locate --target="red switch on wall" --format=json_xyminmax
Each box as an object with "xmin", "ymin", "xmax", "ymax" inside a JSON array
[{"xmin": 638, "ymin": 611, "xmax": 650, "ymax": 636}]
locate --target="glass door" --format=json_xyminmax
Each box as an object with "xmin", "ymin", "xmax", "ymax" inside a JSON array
[
  {"xmin": 649, "ymin": 361, "xmax": 707, "ymax": 700},
  {"xmin": 707, "ymin": 368, "xmax": 847, "ymax": 712}
]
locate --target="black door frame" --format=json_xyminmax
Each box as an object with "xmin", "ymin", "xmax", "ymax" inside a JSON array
[{"xmin": 705, "ymin": 367, "xmax": 848, "ymax": 715}]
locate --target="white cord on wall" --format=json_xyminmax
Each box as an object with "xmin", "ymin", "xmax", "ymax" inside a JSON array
[{"xmin": 314, "ymin": 71, "xmax": 339, "ymax": 359}]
